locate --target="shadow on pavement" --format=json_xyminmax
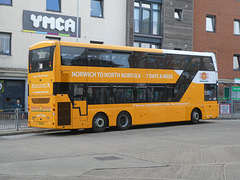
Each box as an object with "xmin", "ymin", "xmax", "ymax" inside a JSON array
[{"xmin": 40, "ymin": 120, "xmax": 215, "ymax": 137}]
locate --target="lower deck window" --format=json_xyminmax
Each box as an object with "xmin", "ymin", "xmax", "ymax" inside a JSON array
[{"xmin": 205, "ymin": 84, "xmax": 217, "ymax": 101}]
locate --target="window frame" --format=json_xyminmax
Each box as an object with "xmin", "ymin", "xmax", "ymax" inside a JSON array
[
  {"xmin": 234, "ymin": 19, "xmax": 240, "ymax": 35},
  {"xmin": 233, "ymin": 54, "xmax": 240, "ymax": 71},
  {"xmin": 0, "ymin": 32, "xmax": 11, "ymax": 56},
  {"xmin": 0, "ymin": 0, "xmax": 12, "ymax": 6},
  {"xmin": 174, "ymin": 9, "xmax": 183, "ymax": 20},
  {"xmin": 206, "ymin": 15, "xmax": 216, "ymax": 33},
  {"xmin": 46, "ymin": 0, "xmax": 61, "ymax": 12},
  {"xmin": 91, "ymin": 0, "xmax": 103, "ymax": 18},
  {"xmin": 134, "ymin": 41, "xmax": 161, "ymax": 49},
  {"xmin": 134, "ymin": 1, "xmax": 161, "ymax": 36}
]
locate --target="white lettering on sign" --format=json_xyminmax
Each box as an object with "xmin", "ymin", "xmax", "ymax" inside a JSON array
[
  {"xmin": 30, "ymin": 14, "xmax": 75, "ymax": 32},
  {"xmin": 71, "ymin": 71, "xmax": 176, "ymax": 80}
]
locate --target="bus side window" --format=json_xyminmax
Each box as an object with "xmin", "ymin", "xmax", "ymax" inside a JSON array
[
  {"xmin": 202, "ymin": 57, "xmax": 215, "ymax": 71},
  {"xmin": 87, "ymin": 49, "xmax": 112, "ymax": 67},
  {"xmin": 111, "ymin": 51, "xmax": 132, "ymax": 68},
  {"xmin": 113, "ymin": 85, "xmax": 134, "ymax": 103},
  {"xmin": 73, "ymin": 84, "xmax": 85, "ymax": 101},
  {"xmin": 148, "ymin": 85, "xmax": 166, "ymax": 102},
  {"xmin": 60, "ymin": 46, "xmax": 88, "ymax": 66},
  {"xmin": 204, "ymin": 84, "xmax": 217, "ymax": 101},
  {"xmin": 136, "ymin": 83, "xmax": 147, "ymax": 102},
  {"xmin": 133, "ymin": 52, "xmax": 147, "ymax": 68},
  {"xmin": 88, "ymin": 86, "xmax": 111, "ymax": 104},
  {"xmin": 147, "ymin": 53, "xmax": 166, "ymax": 69}
]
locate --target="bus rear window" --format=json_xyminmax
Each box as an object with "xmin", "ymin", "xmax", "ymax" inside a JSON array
[{"xmin": 29, "ymin": 46, "xmax": 55, "ymax": 73}]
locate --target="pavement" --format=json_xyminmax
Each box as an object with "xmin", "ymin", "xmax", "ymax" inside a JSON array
[
  {"xmin": 0, "ymin": 127, "xmax": 63, "ymax": 136},
  {"xmin": 0, "ymin": 114, "xmax": 239, "ymax": 136}
]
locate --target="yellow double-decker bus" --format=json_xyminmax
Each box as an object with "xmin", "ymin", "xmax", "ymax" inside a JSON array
[{"xmin": 28, "ymin": 41, "xmax": 218, "ymax": 132}]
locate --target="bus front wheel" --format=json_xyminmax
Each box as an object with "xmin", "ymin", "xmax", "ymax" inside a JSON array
[
  {"xmin": 191, "ymin": 109, "xmax": 200, "ymax": 124},
  {"xmin": 92, "ymin": 113, "xmax": 107, "ymax": 133},
  {"xmin": 117, "ymin": 111, "xmax": 131, "ymax": 130}
]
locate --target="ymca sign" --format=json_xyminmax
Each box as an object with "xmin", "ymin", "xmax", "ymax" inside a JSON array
[{"xmin": 23, "ymin": 10, "xmax": 81, "ymax": 37}]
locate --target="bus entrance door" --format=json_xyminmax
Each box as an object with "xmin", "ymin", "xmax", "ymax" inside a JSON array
[
  {"xmin": 74, "ymin": 101, "xmax": 87, "ymax": 115},
  {"xmin": 73, "ymin": 100, "xmax": 87, "ymax": 128}
]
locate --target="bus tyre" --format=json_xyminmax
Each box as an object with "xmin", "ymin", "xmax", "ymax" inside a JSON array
[
  {"xmin": 191, "ymin": 109, "xmax": 200, "ymax": 124},
  {"xmin": 117, "ymin": 112, "xmax": 131, "ymax": 130},
  {"xmin": 92, "ymin": 113, "xmax": 107, "ymax": 133}
]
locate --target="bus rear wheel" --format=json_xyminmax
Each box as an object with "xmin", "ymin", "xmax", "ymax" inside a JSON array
[
  {"xmin": 191, "ymin": 109, "xmax": 200, "ymax": 124},
  {"xmin": 92, "ymin": 113, "xmax": 107, "ymax": 133},
  {"xmin": 117, "ymin": 111, "xmax": 131, "ymax": 130}
]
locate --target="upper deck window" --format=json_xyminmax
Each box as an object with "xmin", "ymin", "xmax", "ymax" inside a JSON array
[
  {"xmin": 60, "ymin": 46, "xmax": 215, "ymax": 71},
  {"xmin": 29, "ymin": 46, "xmax": 55, "ymax": 73}
]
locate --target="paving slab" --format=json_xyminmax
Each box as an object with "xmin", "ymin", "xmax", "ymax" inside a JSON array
[{"xmin": 0, "ymin": 153, "xmax": 161, "ymax": 177}]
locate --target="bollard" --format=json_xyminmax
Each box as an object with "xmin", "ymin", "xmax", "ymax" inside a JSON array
[{"xmin": 16, "ymin": 108, "xmax": 19, "ymax": 131}]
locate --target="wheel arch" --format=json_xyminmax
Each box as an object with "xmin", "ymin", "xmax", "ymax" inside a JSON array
[
  {"xmin": 191, "ymin": 107, "xmax": 202, "ymax": 119},
  {"xmin": 117, "ymin": 110, "xmax": 132, "ymax": 126},
  {"xmin": 93, "ymin": 111, "xmax": 109, "ymax": 127}
]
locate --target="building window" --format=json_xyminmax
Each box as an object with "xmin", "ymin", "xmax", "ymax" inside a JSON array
[
  {"xmin": 206, "ymin": 15, "xmax": 216, "ymax": 32},
  {"xmin": 0, "ymin": 33, "xmax": 11, "ymax": 55},
  {"xmin": 0, "ymin": 0, "xmax": 12, "ymax": 5},
  {"xmin": 91, "ymin": 0, "xmax": 103, "ymax": 18},
  {"xmin": 46, "ymin": 0, "xmax": 61, "ymax": 12},
  {"xmin": 134, "ymin": 1, "xmax": 161, "ymax": 36},
  {"xmin": 134, "ymin": 42, "xmax": 160, "ymax": 49},
  {"xmin": 234, "ymin": 19, "xmax": 240, "ymax": 35},
  {"xmin": 233, "ymin": 55, "xmax": 240, "ymax": 70},
  {"xmin": 174, "ymin": 9, "xmax": 183, "ymax": 20}
]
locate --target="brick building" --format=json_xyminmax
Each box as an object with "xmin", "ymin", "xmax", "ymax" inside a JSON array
[{"xmin": 193, "ymin": 0, "xmax": 240, "ymax": 103}]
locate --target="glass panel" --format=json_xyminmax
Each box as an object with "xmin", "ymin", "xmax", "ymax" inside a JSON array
[
  {"xmin": 0, "ymin": 33, "xmax": 10, "ymax": 54},
  {"xmin": 151, "ymin": 44, "xmax": 160, "ymax": 49},
  {"xmin": 141, "ymin": 43, "xmax": 150, "ymax": 48},
  {"xmin": 234, "ymin": 21, "xmax": 240, "ymax": 35},
  {"xmin": 142, "ymin": 3, "xmax": 150, "ymax": 9},
  {"xmin": 233, "ymin": 56, "xmax": 240, "ymax": 70},
  {"xmin": 87, "ymin": 50, "xmax": 111, "ymax": 67},
  {"xmin": 174, "ymin": 9, "xmax": 182, "ymax": 20},
  {"xmin": 61, "ymin": 46, "xmax": 88, "ymax": 66},
  {"xmin": 29, "ymin": 46, "xmax": 54, "ymax": 73},
  {"xmin": 205, "ymin": 84, "xmax": 217, "ymax": 101},
  {"xmin": 91, "ymin": 0, "xmax": 103, "ymax": 18},
  {"xmin": 136, "ymin": 84, "xmax": 147, "ymax": 102},
  {"xmin": 134, "ymin": 8, "xmax": 140, "ymax": 33},
  {"xmin": 88, "ymin": 86, "xmax": 111, "ymax": 104},
  {"xmin": 206, "ymin": 16, "xmax": 214, "ymax": 32},
  {"xmin": 153, "ymin": 11, "xmax": 160, "ymax": 35},
  {"xmin": 142, "ymin": 9, "xmax": 150, "ymax": 34},
  {"xmin": 148, "ymin": 85, "xmax": 166, "ymax": 102},
  {"xmin": 46, "ymin": 0, "xmax": 60, "ymax": 12},
  {"xmin": 147, "ymin": 53, "xmax": 166, "ymax": 69},
  {"xmin": 134, "ymin": 52, "xmax": 147, "ymax": 68},
  {"xmin": 113, "ymin": 85, "xmax": 134, "ymax": 103},
  {"xmin": 0, "ymin": 0, "xmax": 11, "ymax": 5},
  {"xmin": 111, "ymin": 51, "xmax": 132, "ymax": 68},
  {"xmin": 134, "ymin": 2, "xmax": 139, "ymax": 7},
  {"xmin": 134, "ymin": 42, "xmax": 140, "ymax": 47},
  {"xmin": 74, "ymin": 84, "xmax": 85, "ymax": 101},
  {"xmin": 153, "ymin": 4, "xmax": 160, "ymax": 10},
  {"xmin": 202, "ymin": 57, "xmax": 215, "ymax": 71}
]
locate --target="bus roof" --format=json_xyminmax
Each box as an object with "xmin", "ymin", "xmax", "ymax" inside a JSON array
[{"xmin": 30, "ymin": 40, "xmax": 215, "ymax": 57}]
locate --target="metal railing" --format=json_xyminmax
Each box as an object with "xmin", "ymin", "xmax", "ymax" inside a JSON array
[{"xmin": 0, "ymin": 108, "xmax": 28, "ymax": 131}]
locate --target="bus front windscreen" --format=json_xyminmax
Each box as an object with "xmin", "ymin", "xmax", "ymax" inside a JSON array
[{"xmin": 29, "ymin": 46, "xmax": 55, "ymax": 73}]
